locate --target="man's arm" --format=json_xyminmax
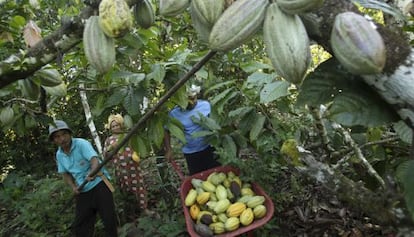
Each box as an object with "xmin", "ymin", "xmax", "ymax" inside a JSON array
[
  {"xmin": 87, "ymin": 157, "xmax": 100, "ymax": 181},
  {"xmin": 62, "ymin": 172, "xmax": 79, "ymax": 195}
]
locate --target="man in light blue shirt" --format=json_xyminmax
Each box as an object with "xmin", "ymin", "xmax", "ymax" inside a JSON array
[
  {"xmin": 49, "ymin": 120, "xmax": 117, "ymax": 237},
  {"xmin": 164, "ymin": 85, "xmax": 221, "ymax": 175}
]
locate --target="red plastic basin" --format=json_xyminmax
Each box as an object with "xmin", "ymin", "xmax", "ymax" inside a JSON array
[{"xmin": 179, "ymin": 166, "xmax": 274, "ymax": 237}]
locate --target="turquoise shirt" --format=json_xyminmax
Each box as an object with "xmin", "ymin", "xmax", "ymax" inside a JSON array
[
  {"xmin": 169, "ymin": 100, "xmax": 211, "ymax": 154},
  {"xmin": 56, "ymin": 138, "xmax": 110, "ymax": 192}
]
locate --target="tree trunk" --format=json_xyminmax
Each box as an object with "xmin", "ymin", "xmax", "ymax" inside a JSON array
[{"xmin": 297, "ymin": 154, "xmax": 405, "ymax": 225}]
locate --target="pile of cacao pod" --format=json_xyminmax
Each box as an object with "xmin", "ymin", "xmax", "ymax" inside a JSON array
[
  {"xmin": 184, "ymin": 171, "xmax": 267, "ymax": 236},
  {"xmin": 162, "ymin": 0, "xmax": 386, "ymax": 84}
]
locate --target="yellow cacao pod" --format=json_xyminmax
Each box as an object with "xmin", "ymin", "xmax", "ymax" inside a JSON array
[
  {"xmin": 246, "ymin": 195, "xmax": 265, "ymax": 208},
  {"xmin": 132, "ymin": 151, "xmax": 140, "ymax": 163},
  {"xmin": 190, "ymin": 204, "xmax": 200, "ymax": 220},
  {"xmin": 99, "ymin": 0, "xmax": 133, "ymax": 38},
  {"xmin": 253, "ymin": 204, "xmax": 267, "ymax": 219},
  {"xmin": 224, "ymin": 217, "xmax": 240, "ymax": 232},
  {"xmin": 330, "ymin": 12, "xmax": 386, "ymax": 75},
  {"xmin": 196, "ymin": 192, "xmax": 211, "ymax": 205},
  {"xmin": 226, "ymin": 202, "xmax": 246, "ymax": 217},
  {"xmin": 159, "ymin": 0, "xmax": 190, "ymax": 17},
  {"xmin": 240, "ymin": 207, "xmax": 254, "ymax": 226},
  {"xmin": 209, "ymin": 222, "xmax": 225, "ymax": 234},
  {"xmin": 213, "ymin": 198, "xmax": 230, "ymax": 214},
  {"xmin": 263, "ymin": 3, "xmax": 311, "ymax": 84},
  {"xmin": 277, "ymin": 0, "xmax": 324, "ymax": 15},
  {"xmin": 208, "ymin": 0, "xmax": 269, "ymax": 51},
  {"xmin": 83, "ymin": 16, "xmax": 116, "ymax": 74},
  {"xmin": 185, "ymin": 188, "xmax": 198, "ymax": 206}
]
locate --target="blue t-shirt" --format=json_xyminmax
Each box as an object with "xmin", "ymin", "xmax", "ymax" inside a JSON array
[
  {"xmin": 169, "ymin": 100, "xmax": 211, "ymax": 154},
  {"xmin": 56, "ymin": 138, "xmax": 110, "ymax": 192}
]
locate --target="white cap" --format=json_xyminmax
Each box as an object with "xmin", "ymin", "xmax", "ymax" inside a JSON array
[
  {"xmin": 186, "ymin": 84, "xmax": 201, "ymax": 97},
  {"xmin": 48, "ymin": 120, "xmax": 72, "ymax": 140}
]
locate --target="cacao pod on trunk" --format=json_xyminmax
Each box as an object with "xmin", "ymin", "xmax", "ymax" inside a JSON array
[
  {"xmin": 159, "ymin": 0, "xmax": 190, "ymax": 17},
  {"xmin": 99, "ymin": 0, "xmax": 133, "ymax": 38},
  {"xmin": 133, "ymin": 0, "xmax": 155, "ymax": 29},
  {"xmin": 208, "ymin": 0, "xmax": 268, "ymax": 52},
  {"xmin": 330, "ymin": 12, "xmax": 386, "ymax": 75},
  {"xmin": 83, "ymin": 16, "xmax": 116, "ymax": 74},
  {"xmin": 191, "ymin": 0, "xmax": 225, "ymax": 25},
  {"xmin": 263, "ymin": 3, "xmax": 311, "ymax": 84},
  {"xmin": 277, "ymin": 0, "xmax": 324, "ymax": 15}
]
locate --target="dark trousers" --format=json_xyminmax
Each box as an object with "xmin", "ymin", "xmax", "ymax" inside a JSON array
[
  {"xmin": 72, "ymin": 181, "xmax": 118, "ymax": 237},
  {"xmin": 184, "ymin": 146, "xmax": 221, "ymax": 175}
]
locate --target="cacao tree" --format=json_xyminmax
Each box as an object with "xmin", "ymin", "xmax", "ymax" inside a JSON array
[{"xmin": 0, "ymin": 0, "xmax": 414, "ymax": 231}]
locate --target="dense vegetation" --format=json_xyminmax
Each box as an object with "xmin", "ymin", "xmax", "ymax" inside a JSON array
[{"xmin": 1, "ymin": 0, "xmax": 414, "ymax": 236}]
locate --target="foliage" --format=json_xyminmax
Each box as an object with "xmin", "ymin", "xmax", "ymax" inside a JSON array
[{"xmin": 0, "ymin": 0, "xmax": 414, "ymax": 234}]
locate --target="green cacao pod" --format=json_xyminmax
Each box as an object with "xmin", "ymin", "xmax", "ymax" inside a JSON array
[
  {"xmin": 0, "ymin": 107, "xmax": 14, "ymax": 125},
  {"xmin": 246, "ymin": 195, "xmax": 265, "ymax": 208},
  {"xmin": 208, "ymin": 0, "xmax": 268, "ymax": 52},
  {"xmin": 190, "ymin": 4, "xmax": 213, "ymax": 44},
  {"xmin": 263, "ymin": 3, "xmax": 311, "ymax": 84},
  {"xmin": 19, "ymin": 78, "xmax": 40, "ymax": 100},
  {"xmin": 213, "ymin": 198, "xmax": 230, "ymax": 214},
  {"xmin": 133, "ymin": 0, "xmax": 155, "ymax": 29},
  {"xmin": 99, "ymin": 0, "xmax": 133, "ymax": 38},
  {"xmin": 277, "ymin": 0, "xmax": 324, "ymax": 15},
  {"xmin": 83, "ymin": 16, "xmax": 116, "ymax": 74},
  {"xmin": 191, "ymin": 0, "xmax": 225, "ymax": 25},
  {"xmin": 224, "ymin": 217, "xmax": 240, "ymax": 232},
  {"xmin": 253, "ymin": 204, "xmax": 267, "ymax": 219},
  {"xmin": 159, "ymin": 0, "xmax": 190, "ymax": 17},
  {"xmin": 35, "ymin": 66, "xmax": 63, "ymax": 87},
  {"xmin": 330, "ymin": 12, "xmax": 386, "ymax": 75},
  {"xmin": 209, "ymin": 222, "xmax": 225, "ymax": 234},
  {"xmin": 42, "ymin": 83, "xmax": 67, "ymax": 97}
]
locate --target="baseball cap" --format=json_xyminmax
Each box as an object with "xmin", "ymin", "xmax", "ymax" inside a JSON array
[{"xmin": 48, "ymin": 120, "xmax": 72, "ymax": 140}]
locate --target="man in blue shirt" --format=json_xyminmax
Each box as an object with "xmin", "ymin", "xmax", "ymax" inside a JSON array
[
  {"xmin": 164, "ymin": 85, "xmax": 221, "ymax": 175},
  {"xmin": 49, "ymin": 120, "xmax": 118, "ymax": 237}
]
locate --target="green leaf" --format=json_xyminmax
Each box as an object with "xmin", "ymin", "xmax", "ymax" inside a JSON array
[
  {"xmin": 249, "ymin": 114, "xmax": 266, "ymax": 141},
  {"xmin": 147, "ymin": 63, "xmax": 166, "ymax": 82},
  {"xmin": 167, "ymin": 121, "xmax": 186, "ymax": 143},
  {"xmin": 130, "ymin": 134, "xmax": 148, "ymax": 158},
  {"xmin": 398, "ymin": 160, "xmax": 414, "ymax": 223},
  {"xmin": 228, "ymin": 106, "xmax": 254, "ymax": 120},
  {"xmin": 393, "ymin": 121, "xmax": 413, "ymax": 144},
  {"xmin": 241, "ymin": 61, "xmax": 273, "ymax": 73},
  {"xmin": 260, "ymin": 80, "xmax": 290, "ymax": 103},
  {"xmin": 148, "ymin": 115, "xmax": 165, "ymax": 148},
  {"xmin": 193, "ymin": 115, "xmax": 221, "ymax": 131},
  {"xmin": 245, "ymin": 72, "xmax": 275, "ymax": 89},
  {"xmin": 123, "ymin": 86, "xmax": 144, "ymax": 116},
  {"xmin": 222, "ymin": 134, "xmax": 237, "ymax": 159},
  {"xmin": 329, "ymin": 91, "xmax": 397, "ymax": 127},
  {"xmin": 298, "ymin": 59, "xmax": 398, "ymax": 127}
]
